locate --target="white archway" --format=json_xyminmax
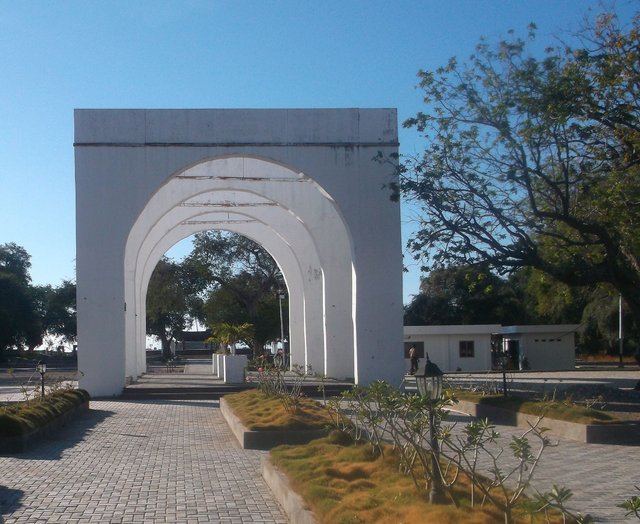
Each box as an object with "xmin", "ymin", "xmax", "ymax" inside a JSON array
[{"xmin": 75, "ymin": 109, "xmax": 404, "ymax": 396}]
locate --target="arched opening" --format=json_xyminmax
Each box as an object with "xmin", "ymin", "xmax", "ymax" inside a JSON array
[
  {"xmin": 144, "ymin": 230, "xmax": 291, "ymax": 364},
  {"xmin": 124, "ymin": 156, "xmax": 355, "ymax": 383}
]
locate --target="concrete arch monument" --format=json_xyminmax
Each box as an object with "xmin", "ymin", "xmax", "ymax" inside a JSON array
[{"xmin": 74, "ymin": 109, "xmax": 403, "ymax": 396}]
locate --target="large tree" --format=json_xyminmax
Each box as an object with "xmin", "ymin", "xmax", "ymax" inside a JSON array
[
  {"xmin": 146, "ymin": 257, "xmax": 193, "ymax": 355},
  {"xmin": 41, "ymin": 280, "xmax": 77, "ymax": 346},
  {"xmin": 0, "ymin": 243, "xmax": 41, "ymax": 356},
  {"xmin": 399, "ymin": 12, "xmax": 640, "ymax": 321},
  {"xmin": 187, "ymin": 231, "xmax": 285, "ymax": 356},
  {"xmin": 404, "ymin": 265, "xmax": 526, "ymax": 326}
]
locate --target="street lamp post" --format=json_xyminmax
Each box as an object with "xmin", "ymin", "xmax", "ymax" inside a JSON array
[
  {"xmin": 415, "ymin": 354, "xmax": 446, "ymax": 504},
  {"xmin": 277, "ymin": 290, "xmax": 285, "ymax": 364},
  {"xmin": 619, "ymin": 293, "xmax": 624, "ymax": 368},
  {"xmin": 36, "ymin": 361, "xmax": 47, "ymax": 399}
]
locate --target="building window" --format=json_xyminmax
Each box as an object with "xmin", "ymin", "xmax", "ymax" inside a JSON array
[{"xmin": 459, "ymin": 340, "xmax": 475, "ymax": 358}]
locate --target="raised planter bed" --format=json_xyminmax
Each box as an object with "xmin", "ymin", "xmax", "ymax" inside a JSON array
[
  {"xmin": 261, "ymin": 455, "xmax": 317, "ymax": 524},
  {"xmin": 454, "ymin": 399, "xmax": 640, "ymax": 444},
  {"xmin": 0, "ymin": 391, "xmax": 90, "ymax": 453},
  {"xmin": 220, "ymin": 397, "xmax": 327, "ymax": 450}
]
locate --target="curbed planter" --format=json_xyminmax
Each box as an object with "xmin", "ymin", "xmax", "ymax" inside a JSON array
[
  {"xmin": 0, "ymin": 400, "xmax": 90, "ymax": 453},
  {"xmin": 454, "ymin": 399, "xmax": 640, "ymax": 444},
  {"xmin": 222, "ymin": 354, "xmax": 247, "ymax": 384},
  {"xmin": 220, "ymin": 397, "xmax": 328, "ymax": 450},
  {"xmin": 261, "ymin": 455, "xmax": 317, "ymax": 524}
]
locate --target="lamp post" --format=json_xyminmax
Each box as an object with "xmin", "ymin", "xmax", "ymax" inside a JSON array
[
  {"xmin": 415, "ymin": 354, "xmax": 446, "ymax": 504},
  {"xmin": 36, "ymin": 361, "xmax": 47, "ymax": 399},
  {"xmin": 277, "ymin": 289, "xmax": 285, "ymax": 363},
  {"xmin": 619, "ymin": 293, "xmax": 624, "ymax": 368}
]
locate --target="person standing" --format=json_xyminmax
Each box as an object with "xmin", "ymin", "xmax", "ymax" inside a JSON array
[{"xmin": 409, "ymin": 345, "xmax": 419, "ymax": 375}]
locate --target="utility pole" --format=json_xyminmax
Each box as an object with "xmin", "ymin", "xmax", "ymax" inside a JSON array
[{"xmin": 619, "ymin": 293, "xmax": 624, "ymax": 368}]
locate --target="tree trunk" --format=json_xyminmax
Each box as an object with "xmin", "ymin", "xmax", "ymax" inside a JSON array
[{"xmin": 159, "ymin": 332, "xmax": 170, "ymax": 359}]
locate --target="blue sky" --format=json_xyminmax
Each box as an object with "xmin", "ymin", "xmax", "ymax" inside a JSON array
[{"xmin": 1, "ymin": 0, "xmax": 636, "ymax": 304}]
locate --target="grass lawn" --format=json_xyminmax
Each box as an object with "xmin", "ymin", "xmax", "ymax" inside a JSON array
[
  {"xmin": 224, "ymin": 390, "xmax": 570, "ymax": 523},
  {"xmin": 223, "ymin": 388, "xmax": 334, "ymax": 431},
  {"xmin": 271, "ymin": 431, "xmax": 566, "ymax": 524}
]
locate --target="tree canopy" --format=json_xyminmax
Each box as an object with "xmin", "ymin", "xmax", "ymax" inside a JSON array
[
  {"xmin": 146, "ymin": 257, "xmax": 198, "ymax": 355},
  {"xmin": 145, "ymin": 231, "xmax": 286, "ymax": 357},
  {"xmin": 404, "ymin": 265, "xmax": 525, "ymax": 326},
  {"xmin": 399, "ymin": 11, "xmax": 640, "ymax": 320},
  {"xmin": 0, "ymin": 243, "xmax": 77, "ymax": 357},
  {"xmin": 186, "ymin": 231, "xmax": 285, "ymax": 355}
]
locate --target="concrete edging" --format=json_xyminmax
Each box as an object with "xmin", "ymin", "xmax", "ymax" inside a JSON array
[
  {"xmin": 261, "ymin": 455, "xmax": 317, "ymax": 524},
  {"xmin": 454, "ymin": 399, "xmax": 640, "ymax": 444},
  {"xmin": 219, "ymin": 397, "xmax": 328, "ymax": 450}
]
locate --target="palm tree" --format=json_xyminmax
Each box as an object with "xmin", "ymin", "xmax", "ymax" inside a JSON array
[{"xmin": 207, "ymin": 322, "xmax": 254, "ymax": 354}]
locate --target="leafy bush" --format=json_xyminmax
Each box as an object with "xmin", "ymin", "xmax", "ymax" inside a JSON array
[
  {"xmin": 254, "ymin": 362, "xmax": 311, "ymax": 413},
  {"xmin": 326, "ymin": 381, "xmax": 593, "ymax": 523}
]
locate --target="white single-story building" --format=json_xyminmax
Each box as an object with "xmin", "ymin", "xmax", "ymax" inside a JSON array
[
  {"xmin": 501, "ymin": 325, "xmax": 579, "ymax": 371},
  {"xmin": 404, "ymin": 324, "xmax": 580, "ymax": 373},
  {"xmin": 404, "ymin": 325, "xmax": 501, "ymax": 373}
]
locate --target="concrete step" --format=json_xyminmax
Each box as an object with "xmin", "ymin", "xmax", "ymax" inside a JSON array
[
  {"xmin": 120, "ymin": 385, "xmax": 250, "ymax": 400},
  {"xmin": 120, "ymin": 383, "xmax": 353, "ymax": 400}
]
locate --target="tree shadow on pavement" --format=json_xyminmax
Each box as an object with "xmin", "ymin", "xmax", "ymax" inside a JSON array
[
  {"xmin": 0, "ymin": 485, "xmax": 24, "ymax": 522},
  {"xmin": 5, "ymin": 408, "xmax": 114, "ymax": 461}
]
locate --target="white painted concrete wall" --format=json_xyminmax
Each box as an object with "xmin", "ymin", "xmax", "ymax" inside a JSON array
[
  {"xmin": 404, "ymin": 325, "xmax": 499, "ymax": 373},
  {"xmin": 502, "ymin": 325, "xmax": 578, "ymax": 371},
  {"xmin": 75, "ymin": 109, "xmax": 403, "ymax": 396}
]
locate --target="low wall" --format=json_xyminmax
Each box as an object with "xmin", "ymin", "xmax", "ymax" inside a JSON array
[
  {"xmin": 261, "ymin": 456, "xmax": 317, "ymax": 524},
  {"xmin": 454, "ymin": 399, "xmax": 640, "ymax": 444}
]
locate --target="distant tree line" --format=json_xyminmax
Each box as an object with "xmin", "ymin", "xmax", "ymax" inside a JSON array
[
  {"xmin": 0, "ymin": 242, "xmax": 76, "ymax": 360},
  {"xmin": 1, "ymin": 233, "xmax": 286, "ymax": 362}
]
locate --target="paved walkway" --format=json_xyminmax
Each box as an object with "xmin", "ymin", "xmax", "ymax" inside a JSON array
[
  {"xmin": 1, "ymin": 363, "xmax": 639, "ymax": 522},
  {"xmin": 0, "ymin": 399, "xmax": 287, "ymax": 523},
  {"xmin": 439, "ymin": 410, "xmax": 638, "ymax": 522}
]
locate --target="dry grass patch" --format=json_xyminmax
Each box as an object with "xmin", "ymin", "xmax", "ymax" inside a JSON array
[
  {"xmin": 0, "ymin": 389, "xmax": 90, "ymax": 438},
  {"xmin": 223, "ymin": 389, "xmax": 333, "ymax": 431},
  {"xmin": 454, "ymin": 390, "xmax": 620, "ymax": 424},
  {"xmin": 271, "ymin": 431, "xmax": 566, "ymax": 524}
]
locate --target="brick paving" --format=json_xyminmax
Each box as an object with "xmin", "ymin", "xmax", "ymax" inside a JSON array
[{"xmin": 0, "ymin": 399, "xmax": 287, "ymax": 523}]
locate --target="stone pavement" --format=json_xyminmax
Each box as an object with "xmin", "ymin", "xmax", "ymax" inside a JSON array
[{"xmin": 0, "ymin": 399, "xmax": 287, "ymax": 524}]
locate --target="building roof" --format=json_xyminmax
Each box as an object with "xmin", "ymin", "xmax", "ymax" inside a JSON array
[
  {"xmin": 500, "ymin": 325, "xmax": 581, "ymax": 335},
  {"xmin": 404, "ymin": 325, "xmax": 502, "ymax": 336},
  {"xmin": 404, "ymin": 324, "xmax": 582, "ymax": 337}
]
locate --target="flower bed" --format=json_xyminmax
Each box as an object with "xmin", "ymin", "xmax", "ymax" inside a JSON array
[{"xmin": 220, "ymin": 389, "xmax": 331, "ymax": 449}]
